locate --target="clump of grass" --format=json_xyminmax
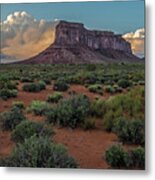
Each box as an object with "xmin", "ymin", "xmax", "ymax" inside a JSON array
[
  {"xmin": 27, "ymin": 100, "xmax": 51, "ymax": 115},
  {"xmin": 22, "ymin": 81, "xmax": 46, "ymax": 92},
  {"xmin": 88, "ymin": 84, "xmax": 103, "ymax": 95},
  {"xmin": 0, "ymin": 107, "xmax": 26, "ymax": 131},
  {"xmin": 105, "ymin": 85, "xmax": 115, "ymax": 94},
  {"xmin": 47, "ymin": 92, "xmax": 63, "ymax": 103},
  {"xmin": 11, "ymin": 121, "xmax": 54, "ymax": 143},
  {"xmin": 0, "ymin": 89, "xmax": 18, "ymax": 100},
  {"xmin": 0, "ymin": 135, "xmax": 78, "ymax": 168},
  {"xmin": 46, "ymin": 94, "xmax": 90, "ymax": 128},
  {"xmin": 12, "ymin": 101, "xmax": 25, "ymax": 109},
  {"xmin": 83, "ymin": 117, "xmax": 96, "ymax": 130},
  {"xmin": 53, "ymin": 79, "xmax": 69, "ymax": 91},
  {"xmin": 105, "ymin": 145, "xmax": 145, "ymax": 169}
]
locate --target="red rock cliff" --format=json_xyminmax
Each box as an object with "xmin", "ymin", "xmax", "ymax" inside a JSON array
[
  {"xmin": 54, "ymin": 21, "xmax": 132, "ymax": 53},
  {"xmin": 20, "ymin": 20, "xmax": 140, "ymax": 64}
]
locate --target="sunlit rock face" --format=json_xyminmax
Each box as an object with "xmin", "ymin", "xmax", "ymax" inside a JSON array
[
  {"xmin": 54, "ymin": 21, "xmax": 132, "ymax": 53},
  {"xmin": 20, "ymin": 21, "xmax": 141, "ymax": 64}
]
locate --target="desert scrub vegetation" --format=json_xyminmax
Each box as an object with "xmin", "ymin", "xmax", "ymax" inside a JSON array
[
  {"xmin": 0, "ymin": 80, "xmax": 17, "ymax": 90},
  {"xmin": 46, "ymin": 94, "xmax": 90, "ymax": 128},
  {"xmin": 53, "ymin": 79, "xmax": 69, "ymax": 91},
  {"xmin": 83, "ymin": 117, "xmax": 96, "ymax": 130},
  {"xmin": 20, "ymin": 77, "xmax": 33, "ymax": 83},
  {"xmin": 22, "ymin": 81, "xmax": 46, "ymax": 92},
  {"xmin": 0, "ymin": 107, "xmax": 26, "ymax": 131},
  {"xmin": 117, "ymin": 78, "xmax": 132, "ymax": 88},
  {"xmin": 11, "ymin": 121, "xmax": 54, "ymax": 143},
  {"xmin": 47, "ymin": 92, "xmax": 63, "ymax": 103},
  {"xmin": 0, "ymin": 89, "xmax": 18, "ymax": 100},
  {"xmin": 105, "ymin": 145, "xmax": 145, "ymax": 169},
  {"xmin": 0, "ymin": 80, "xmax": 18, "ymax": 100},
  {"xmin": 114, "ymin": 118, "xmax": 145, "ymax": 145},
  {"xmin": 12, "ymin": 101, "xmax": 25, "ymax": 109},
  {"xmin": 27, "ymin": 100, "xmax": 51, "ymax": 115},
  {"xmin": 0, "ymin": 135, "xmax": 78, "ymax": 168},
  {"xmin": 103, "ymin": 88, "xmax": 144, "ymax": 132},
  {"xmin": 90, "ymin": 99, "xmax": 106, "ymax": 117},
  {"xmin": 87, "ymin": 84, "xmax": 103, "ymax": 95},
  {"xmin": 104, "ymin": 85, "xmax": 115, "ymax": 94},
  {"xmin": 104, "ymin": 84, "xmax": 123, "ymax": 94}
]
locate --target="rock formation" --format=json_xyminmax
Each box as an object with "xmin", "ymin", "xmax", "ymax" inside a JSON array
[{"xmin": 20, "ymin": 20, "xmax": 140, "ymax": 64}]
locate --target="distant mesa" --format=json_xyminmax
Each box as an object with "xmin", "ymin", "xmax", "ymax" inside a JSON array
[{"xmin": 18, "ymin": 20, "xmax": 141, "ymax": 64}]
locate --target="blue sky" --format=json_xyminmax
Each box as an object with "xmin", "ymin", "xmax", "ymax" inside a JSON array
[{"xmin": 1, "ymin": 0, "xmax": 144, "ymax": 34}]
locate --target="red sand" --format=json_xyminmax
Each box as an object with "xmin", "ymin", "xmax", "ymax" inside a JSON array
[
  {"xmin": 53, "ymin": 127, "xmax": 118, "ymax": 169},
  {"xmin": 0, "ymin": 131, "xmax": 15, "ymax": 157}
]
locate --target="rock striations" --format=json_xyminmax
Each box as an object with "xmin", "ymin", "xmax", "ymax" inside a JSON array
[{"xmin": 20, "ymin": 20, "xmax": 140, "ymax": 64}]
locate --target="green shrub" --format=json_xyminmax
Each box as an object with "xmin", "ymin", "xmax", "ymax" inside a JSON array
[
  {"xmin": 12, "ymin": 101, "xmax": 24, "ymax": 109},
  {"xmin": 105, "ymin": 85, "xmax": 115, "ymax": 94},
  {"xmin": 0, "ymin": 136, "xmax": 78, "ymax": 168},
  {"xmin": 0, "ymin": 80, "xmax": 17, "ymax": 90},
  {"xmin": 105, "ymin": 145, "xmax": 145, "ymax": 169},
  {"xmin": 22, "ymin": 81, "xmax": 46, "ymax": 92},
  {"xmin": 53, "ymin": 79, "xmax": 69, "ymax": 91},
  {"xmin": 114, "ymin": 118, "xmax": 145, "ymax": 145},
  {"xmin": 86, "ymin": 64, "xmax": 96, "ymax": 71},
  {"xmin": 101, "ymin": 87, "xmax": 144, "ymax": 132},
  {"xmin": 113, "ymin": 84, "xmax": 123, "ymax": 93},
  {"xmin": 22, "ymin": 83, "xmax": 40, "ymax": 92},
  {"xmin": 47, "ymin": 92, "xmax": 63, "ymax": 103},
  {"xmin": 27, "ymin": 100, "xmax": 51, "ymax": 115},
  {"xmin": 83, "ymin": 117, "xmax": 96, "ymax": 130},
  {"xmin": 103, "ymin": 110, "xmax": 115, "ymax": 131},
  {"xmin": 90, "ymin": 99, "xmax": 106, "ymax": 117},
  {"xmin": 118, "ymin": 79, "xmax": 132, "ymax": 88},
  {"xmin": 0, "ymin": 107, "xmax": 26, "ymax": 130},
  {"xmin": 45, "ymin": 107, "xmax": 58, "ymax": 124},
  {"xmin": 88, "ymin": 84, "xmax": 103, "ymax": 95},
  {"xmin": 20, "ymin": 77, "xmax": 33, "ymax": 83},
  {"xmin": 105, "ymin": 145, "xmax": 129, "ymax": 169},
  {"xmin": 11, "ymin": 121, "xmax": 53, "ymax": 143},
  {"xmin": 0, "ymin": 89, "xmax": 18, "ymax": 100},
  {"xmin": 38, "ymin": 80, "xmax": 46, "ymax": 90},
  {"xmin": 129, "ymin": 147, "xmax": 145, "ymax": 169},
  {"xmin": 46, "ymin": 94, "xmax": 90, "ymax": 128},
  {"xmin": 42, "ymin": 78, "xmax": 51, "ymax": 85}
]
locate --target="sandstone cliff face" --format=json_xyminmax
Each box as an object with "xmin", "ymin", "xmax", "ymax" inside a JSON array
[
  {"xmin": 54, "ymin": 21, "xmax": 132, "ymax": 53},
  {"xmin": 20, "ymin": 20, "xmax": 140, "ymax": 64}
]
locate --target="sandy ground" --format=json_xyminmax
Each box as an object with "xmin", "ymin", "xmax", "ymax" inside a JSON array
[
  {"xmin": 0, "ymin": 82, "xmax": 128, "ymax": 168},
  {"xmin": 53, "ymin": 127, "xmax": 117, "ymax": 169}
]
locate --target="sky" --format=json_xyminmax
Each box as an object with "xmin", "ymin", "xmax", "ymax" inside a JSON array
[{"xmin": 0, "ymin": 0, "xmax": 145, "ymax": 61}]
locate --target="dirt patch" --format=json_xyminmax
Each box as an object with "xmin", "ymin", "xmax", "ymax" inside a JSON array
[
  {"xmin": 53, "ymin": 127, "xmax": 118, "ymax": 169},
  {"xmin": 69, "ymin": 84, "xmax": 102, "ymax": 100},
  {"xmin": 0, "ymin": 131, "xmax": 15, "ymax": 158}
]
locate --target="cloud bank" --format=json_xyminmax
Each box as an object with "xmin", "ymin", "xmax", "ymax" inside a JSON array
[
  {"xmin": 0, "ymin": 11, "xmax": 57, "ymax": 60},
  {"xmin": 123, "ymin": 28, "xmax": 145, "ymax": 58}
]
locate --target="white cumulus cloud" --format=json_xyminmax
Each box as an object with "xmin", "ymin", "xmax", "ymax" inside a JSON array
[
  {"xmin": 123, "ymin": 28, "xmax": 145, "ymax": 57},
  {"xmin": 0, "ymin": 11, "xmax": 57, "ymax": 60}
]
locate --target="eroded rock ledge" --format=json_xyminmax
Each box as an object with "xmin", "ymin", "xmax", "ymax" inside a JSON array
[
  {"xmin": 20, "ymin": 20, "xmax": 140, "ymax": 64},
  {"xmin": 54, "ymin": 21, "xmax": 132, "ymax": 53}
]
